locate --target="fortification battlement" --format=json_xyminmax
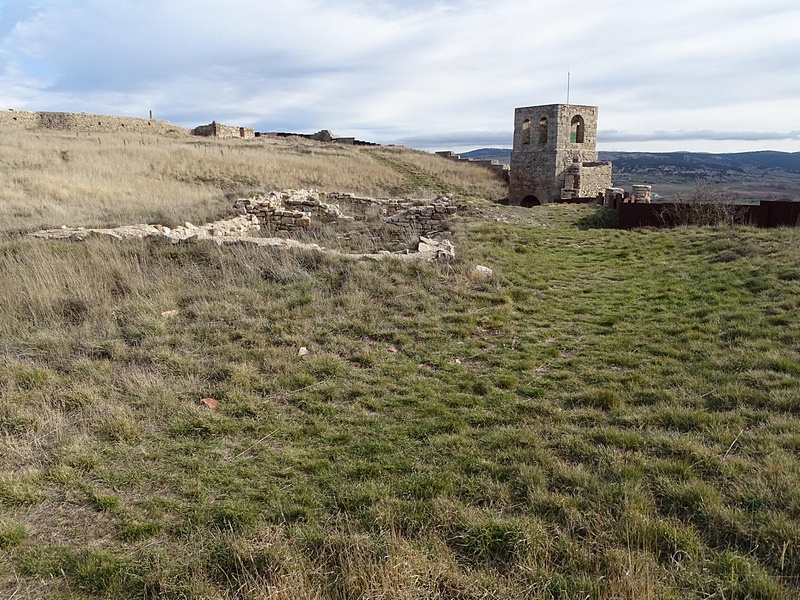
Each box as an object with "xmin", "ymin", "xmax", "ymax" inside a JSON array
[{"xmin": 0, "ymin": 109, "xmax": 188, "ymax": 135}]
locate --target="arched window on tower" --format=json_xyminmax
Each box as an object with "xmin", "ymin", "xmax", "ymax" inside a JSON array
[
  {"xmin": 522, "ymin": 119, "xmax": 531, "ymax": 144},
  {"xmin": 538, "ymin": 117, "xmax": 548, "ymax": 144},
  {"xmin": 570, "ymin": 115, "xmax": 585, "ymax": 144}
]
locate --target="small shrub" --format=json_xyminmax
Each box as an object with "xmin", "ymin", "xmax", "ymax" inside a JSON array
[
  {"xmin": 55, "ymin": 295, "xmax": 90, "ymax": 325},
  {"xmin": 658, "ymin": 183, "xmax": 749, "ymax": 227}
]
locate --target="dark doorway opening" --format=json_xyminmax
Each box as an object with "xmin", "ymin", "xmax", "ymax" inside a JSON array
[{"xmin": 521, "ymin": 195, "xmax": 540, "ymax": 207}]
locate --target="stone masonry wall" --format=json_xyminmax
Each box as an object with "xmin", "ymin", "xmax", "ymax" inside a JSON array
[
  {"xmin": 561, "ymin": 162, "xmax": 614, "ymax": 199},
  {"xmin": 236, "ymin": 190, "xmax": 457, "ymax": 236},
  {"xmin": 234, "ymin": 190, "xmax": 352, "ymax": 234},
  {"xmin": 0, "ymin": 109, "xmax": 187, "ymax": 135},
  {"xmin": 384, "ymin": 197, "xmax": 456, "ymax": 233},
  {"xmin": 578, "ymin": 162, "xmax": 613, "ymax": 198},
  {"xmin": 325, "ymin": 192, "xmax": 457, "ymax": 233},
  {"xmin": 510, "ymin": 104, "xmax": 611, "ymax": 205},
  {"xmin": 434, "ymin": 151, "xmax": 510, "ymax": 182},
  {"xmin": 324, "ymin": 193, "xmax": 417, "ymax": 217},
  {"xmin": 191, "ymin": 121, "xmax": 255, "ymax": 139}
]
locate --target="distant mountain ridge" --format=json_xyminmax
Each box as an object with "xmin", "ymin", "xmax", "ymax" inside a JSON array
[
  {"xmin": 600, "ymin": 151, "xmax": 800, "ymax": 178},
  {"xmin": 457, "ymin": 149, "xmax": 800, "ymax": 178}
]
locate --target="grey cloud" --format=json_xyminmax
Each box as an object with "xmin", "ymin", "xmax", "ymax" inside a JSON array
[
  {"xmin": 1, "ymin": 1, "xmax": 798, "ymax": 154},
  {"xmin": 393, "ymin": 131, "xmax": 512, "ymax": 149},
  {"xmin": 600, "ymin": 130, "xmax": 800, "ymax": 143}
]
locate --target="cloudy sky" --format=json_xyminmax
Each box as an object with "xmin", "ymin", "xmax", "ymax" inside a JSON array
[{"xmin": 0, "ymin": 0, "xmax": 798, "ymax": 153}]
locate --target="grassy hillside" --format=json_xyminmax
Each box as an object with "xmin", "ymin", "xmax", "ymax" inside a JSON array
[
  {"xmin": 0, "ymin": 129, "xmax": 507, "ymax": 234},
  {"xmin": 1, "ymin": 129, "xmax": 799, "ymax": 599}
]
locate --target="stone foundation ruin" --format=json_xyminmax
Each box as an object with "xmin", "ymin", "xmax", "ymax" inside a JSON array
[
  {"xmin": 235, "ymin": 189, "xmax": 457, "ymax": 236},
  {"xmin": 29, "ymin": 189, "xmax": 457, "ymax": 261}
]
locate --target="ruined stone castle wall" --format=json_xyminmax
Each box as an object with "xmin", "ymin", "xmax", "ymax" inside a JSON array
[
  {"xmin": 325, "ymin": 192, "xmax": 456, "ymax": 232},
  {"xmin": 561, "ymin": 161, "xmax": 614, "ymax": 199},
  {"xmin": 191, "ymin": 121, "xmax": 255, "ymax": 139},
  {"xmin": 324, "ymin": 193, "xmax": 413, "ymax": 217},
  {"xmin": 0, "ymin": 109, "xmax": 187, "ymax": 135},
  {"xmin": 510, "ymin": 104, "xmax": 611, "ymax": 205},
  {"xmin": 434, "ymin": 151, "xmax": 510, "ymax": 182},
  {"xmin": 577, "ymin": 162, "xmax": 613, "ymax": 198},
  {"xmin": 235, "ymin": 190, "xmax": 456, "ymax": 236}
]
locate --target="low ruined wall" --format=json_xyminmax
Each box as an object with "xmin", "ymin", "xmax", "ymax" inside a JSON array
[
  {"xmin": 324, "ymin": 192, "xmax": 457, "ymax": 233},
  {"xmin": 218, "ymin": 124, "xmax": 254, "ymax": 139},
  {"xmin": 579, "ymin": 162, "xmax": 613, "ymax": 198},
  {"xmin": 236, "ymin": 190, "xmax": 457, "ymax": 236},
  {"xmin": 234, "ymin": 190, "xmax": 351, "ymax": 233},
  {"xmin": 191, "ymin": 121, "xmax": 255, "ymax": 139},
  {"xmin": 235, "ymin": 196, "xmax": 312, "ymax": 234},
  {"xmin": 324, "ymin": 193, "xmax": 417, "ymax": 217},
  {"xmin": 435, "ymin": 151, "xmax": 510, "ymax": 182},
  {"xmin": 385, "ymin": 197, "xmax": 457, "ymax": 233},
  {"xmin": 0, "ymin": 109, "xmax": 187, "ymax": 135}
]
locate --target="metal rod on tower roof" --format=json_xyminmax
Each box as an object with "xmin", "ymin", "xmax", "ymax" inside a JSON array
[{"xmin": 567, "ymin": 72, "xmax": 570, "ymax": 106}]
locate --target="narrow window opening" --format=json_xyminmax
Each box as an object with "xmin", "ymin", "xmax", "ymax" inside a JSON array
[
  {"xmin": 538, "ymin": 117, "xmax": 548, "ymax": 144},
  {"xmin": 521, "ymin": 119, "xmax": 531, "ymax": 145},
  {"xmin": 570, "ymin": 115, "xmax": 585, "ymax": 144}
]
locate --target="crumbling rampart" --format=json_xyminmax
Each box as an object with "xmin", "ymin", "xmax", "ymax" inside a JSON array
[
  {"xmin": 235, "ymin": 189, "xmax": 457, "ymax": 236},
  {"xmin": 324, "ymin": 192, "xmax": 457, "ymax": 234},
  {"xmin": 0, "ymin": 109, "xmax": 187, "ymax": 135},
  {"xmin": 234, "ymin": 190, "xmax": 351, "ymax": 233},
  {"xmin": 191, "ymin": 121, "xmax": 255, "ymax": 139},
  {"xmin": 255, "ymin": 130, "xmax": 380, "ymax": 146},
  {"xmin": 435, "ymin": 151, "xmax": 510, "ymax": 182}
]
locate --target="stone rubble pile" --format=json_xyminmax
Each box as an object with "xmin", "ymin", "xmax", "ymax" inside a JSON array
[
  {"xmin": 29, "ymin": 215, "xmax": 455, "ymax": 262},
  {"xmin": 30, "ymin": 214, "xmax": 262, "ymax": 243}
]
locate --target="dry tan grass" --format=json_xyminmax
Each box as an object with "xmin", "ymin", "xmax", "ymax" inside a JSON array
[{"xmin": 0, "ymin": 128, "xmax": 507, "ymax": 234}]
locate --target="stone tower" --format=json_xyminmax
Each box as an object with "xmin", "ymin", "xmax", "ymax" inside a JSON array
[{"xmin": 509, "ymin": 104, "xmax": 611, "ymax": 206}]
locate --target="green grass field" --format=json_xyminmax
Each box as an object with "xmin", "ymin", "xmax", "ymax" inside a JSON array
[{"xmin": 0, "ymin": 130, "xmax": 799, "ymax": 599}]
